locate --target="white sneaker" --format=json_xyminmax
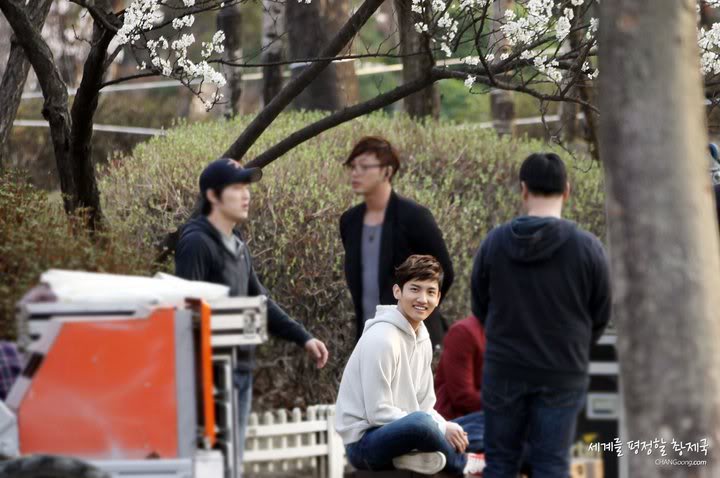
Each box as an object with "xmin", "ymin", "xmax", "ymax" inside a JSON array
[
  {"xmin": 464, "ymin": 452, "xmax": 486, "ymax": 476},
  {"xmin": 392, "ymin": 451, "xmax": 447, "ymax": 474}
]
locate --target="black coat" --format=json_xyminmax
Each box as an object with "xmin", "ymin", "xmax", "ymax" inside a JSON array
[{"xmin": 339, "ymin": 191, "xmax": 454, "ymax": 347}]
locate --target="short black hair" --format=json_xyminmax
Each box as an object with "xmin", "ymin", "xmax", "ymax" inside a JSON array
[{"xmin": 519, "ymin": 152, "xmax": 567, "ymax": 196}]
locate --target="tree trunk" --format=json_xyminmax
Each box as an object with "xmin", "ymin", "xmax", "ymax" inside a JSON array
[
  {"xmin": 559, "ymin": 87, "xmax": 579, "ymax": 143},
  {"xmin": 568, "ymin": 11, "xmax": 600, "ymax": 161},
  {"xmin": 395, "ymin": 0, "xmax": 439, "ymax": 118},
  {"xmin": 0, "ymin": 0, "xmax": 112, "ymax": 229},
  {"xmin": 0, "ymin": 0, "xmax": 52, "ymax": 168},
  {"xmin": 701, "ymin": 1, "xmax": 720, "ymax": 27},
  {"xmin": 217, "ymin": 3, "xmax": 242, "ymax": 117},
  {"xmin": 0, "ymin": 15, "xmax": 11, "ymax": 77},
  {"xmin": 599, "ymin": 2, "xmax": 720, "ymax": 477},
  {"xmin": 0, "ymin": 0, "xmax": 77, "ymax": 213},
  {"xmin": 286, "ymin": 0, "xmax": 341, "ymax": 111},
  {"xmin": 320, "ymin": 0, "xmax": 359, "ymax": 107},
  {"xmin": 489, "ymin": 0, "xmax": 515, "ymax": 136},
  {"xmin": 261, "ymin": 0, "xmax": 284, "ymax": 106},
  {"xmin": 69, "ymin": 3, "xmax": 115, "ymax": 229}
]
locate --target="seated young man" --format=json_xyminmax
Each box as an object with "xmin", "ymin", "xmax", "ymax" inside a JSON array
[{"xmin": 335, "ymin": 255, "xmax": 484, "ymax": 476}]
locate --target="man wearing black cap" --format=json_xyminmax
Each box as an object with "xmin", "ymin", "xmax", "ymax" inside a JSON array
[
  {"xmin": 175, "ymin": 158, "xmax": 329, "ymax": 474},
  {"xmin": 471, "ymin": 153, "xmax": 611, "ymax": 478}
]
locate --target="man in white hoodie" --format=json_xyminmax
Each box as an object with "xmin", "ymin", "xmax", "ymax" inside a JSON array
[{"xmin": 335, "ymin": 255, "xmax": 485, "ymax": 476}]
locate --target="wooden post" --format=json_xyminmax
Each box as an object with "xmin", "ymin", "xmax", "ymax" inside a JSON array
[{"xmin": 327, "ymin": 406, "xmax": 345, "ymax": 478}]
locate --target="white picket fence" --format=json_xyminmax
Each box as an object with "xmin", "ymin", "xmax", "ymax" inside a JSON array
[{"xmin": 243, "ymin": 404, "xmax": 346, "ymax": 478}]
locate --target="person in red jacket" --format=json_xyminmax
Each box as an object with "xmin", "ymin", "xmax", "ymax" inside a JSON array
[{"xmin": 434, "ymin": 314, "xmax": 486, "ymax": 452}]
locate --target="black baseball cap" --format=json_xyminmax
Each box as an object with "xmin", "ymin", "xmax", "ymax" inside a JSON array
[{"xmin": 199, "ymin": 157, "xmax": 262, "ymax": 196}]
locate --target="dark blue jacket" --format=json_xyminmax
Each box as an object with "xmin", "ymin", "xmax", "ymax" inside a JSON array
[
  {"xmin": 175, "ymin": 216, "xmax": 312, "ymax": 369},
  {"xmin": 471, "ymin": 216, "xmax": 611, "ymax": 388}
]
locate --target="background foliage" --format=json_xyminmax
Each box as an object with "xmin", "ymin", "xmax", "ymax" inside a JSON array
[{"xmin": 1, "ymin": 112, "xmax": 605, "ymax": 408}]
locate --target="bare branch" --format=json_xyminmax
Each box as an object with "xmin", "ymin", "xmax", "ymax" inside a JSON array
[
  {"xmin": 0, "ymin": 0, "xmax": 53, "ymax": 164},
  {"xmin": 0, "ymin": 0, "xmax": 75, "ymax": 211},
  {"xmin": 70, "ymin": 0, "xmax": 121, "ymax": 33},
  {"xmin": 211, "ymin": 50, "xmax": 430, "ymax": 69},
  {"xmin": 244, "ymin": 71, "xmax": 442, "ymax": 169},
  {"xmin": 437, "ymin": 67, "xmax": 599, "ymax": 114},
  {"xmin": 223, "ymin": 0, "xmax": 387, "ymax": 161},
  {"xmin": 100, "ymin": 71, "xmax": 160, "ymax": 88}
]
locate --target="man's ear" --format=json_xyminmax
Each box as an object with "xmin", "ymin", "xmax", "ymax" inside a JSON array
[
  {"xmin": 207, "ymin": 188, "xmax": 220, "ymax": 204},
  {"xmin": 563, "ymin": 181, "xmax": 571, "ymax": 201},
  {"xmin": 520, "ymin": 181, "xmax": 529, "ymax": 201},
  {"xmin": 393, "ymin": 284, "xmax": 402, "ymax": 300}
]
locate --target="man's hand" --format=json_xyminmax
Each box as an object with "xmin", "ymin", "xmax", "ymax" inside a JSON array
[
  {"xmin": 304, "ymin": 338, "xmax": 329, "ymax": 369},
  {"xmin": 444, "ymin": 422, "xmax": 469, "ymax": 453}
]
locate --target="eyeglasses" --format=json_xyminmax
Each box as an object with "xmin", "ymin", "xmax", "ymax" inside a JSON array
[{"xmin": 344, "ymin": 162, "xmax": 385, "ymax": 174}]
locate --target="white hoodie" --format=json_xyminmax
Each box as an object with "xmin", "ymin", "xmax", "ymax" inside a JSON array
[{"xmin": 334, "ymin": 305, "xmax": 447, "ymax": 445}]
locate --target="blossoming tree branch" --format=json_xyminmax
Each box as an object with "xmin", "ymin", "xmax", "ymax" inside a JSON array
[{"xmin": 2, "ymin": 0, "xmax": 720, "ymax": 229}]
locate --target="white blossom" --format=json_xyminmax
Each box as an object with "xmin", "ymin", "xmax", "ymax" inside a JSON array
[
  {"xmin": 464, "ymin": 75, "xmax": 477, "ymax": 89},
  {"xmin": 588, "ymin": 17, "xmax": 599, "ymax": 37},
  {"xmin": 172, "ymin": 15, "xmax": 195, "ymax": 30},
  {"xmin": 441, "ymin": 42, "xmax": 452, "ymax": 57},
  {"xmin": 116, "ymin": 0, "xmax": 164, "ymax": 45},
  {"xmin": 555, "ymin": 15, "xmax": 571, "ymax": 41}
]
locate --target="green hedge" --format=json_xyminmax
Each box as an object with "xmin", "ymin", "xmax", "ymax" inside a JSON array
[
  {"xmin": 1, "ymin": 112, "xmax": 605, "ymax": 409},
  {"xmin": 0, "ymin": 171, "xmax": 155, "ymax": 339}
]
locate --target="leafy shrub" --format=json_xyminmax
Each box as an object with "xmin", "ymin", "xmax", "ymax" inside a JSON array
[
  {"xmin": 100, "ymin": 112, "xmax": 605, "ymax": 409},
  {"xmin": 0, "ymin": 171, "xmax": 156, "ymax": 339}
]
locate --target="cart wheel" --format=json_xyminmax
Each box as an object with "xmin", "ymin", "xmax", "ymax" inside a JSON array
[{"xmin": 0, "ymin": 455, "xmax": 110, "ymax": 478}]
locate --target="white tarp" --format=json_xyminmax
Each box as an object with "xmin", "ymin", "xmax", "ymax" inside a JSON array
[{"xmin": 39, "ymin": 269, "xmax": 229, "ymax": 304}]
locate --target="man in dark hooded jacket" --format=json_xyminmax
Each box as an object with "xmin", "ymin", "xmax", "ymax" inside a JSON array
[
  {"xmin": 471, "ymin": 152, "xmax": 611, "ymax": 478},
  {"xmin": 175, "ymin": 158, "xmax": 328, "ymax": 475}
]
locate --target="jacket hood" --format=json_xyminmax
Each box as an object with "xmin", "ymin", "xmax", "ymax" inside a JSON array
[
  {"xmin": 362, "ymin": 305, "xmax": 430, "ymax": 343},
  {"xmin": 180, "ymin": 216, "xmax": 238, "ymax": 246},
  {"xmin": 501, "ymin": 216, "xmax": 577, "ymax": 263}
]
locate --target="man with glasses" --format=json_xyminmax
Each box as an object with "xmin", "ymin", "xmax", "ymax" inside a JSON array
[{"xmin": 339, "ymin": 136, "xmax": 454, "ymax": 347}]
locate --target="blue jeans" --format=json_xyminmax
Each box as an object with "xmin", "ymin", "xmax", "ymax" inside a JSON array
[
  {"xmin": 452, "ymin": 411, "xmax": 485, "ymax": 453},
  {"xmin": 234, "ymin": 369, "xmax": 253, "ymax": 478},
  {"xmin": 482, "ymin": 374, "xmax": 586, "ymax": 478},
  {"xmin": 345, "ymin": 411, "xmax": 468, "ymax": 475}
]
